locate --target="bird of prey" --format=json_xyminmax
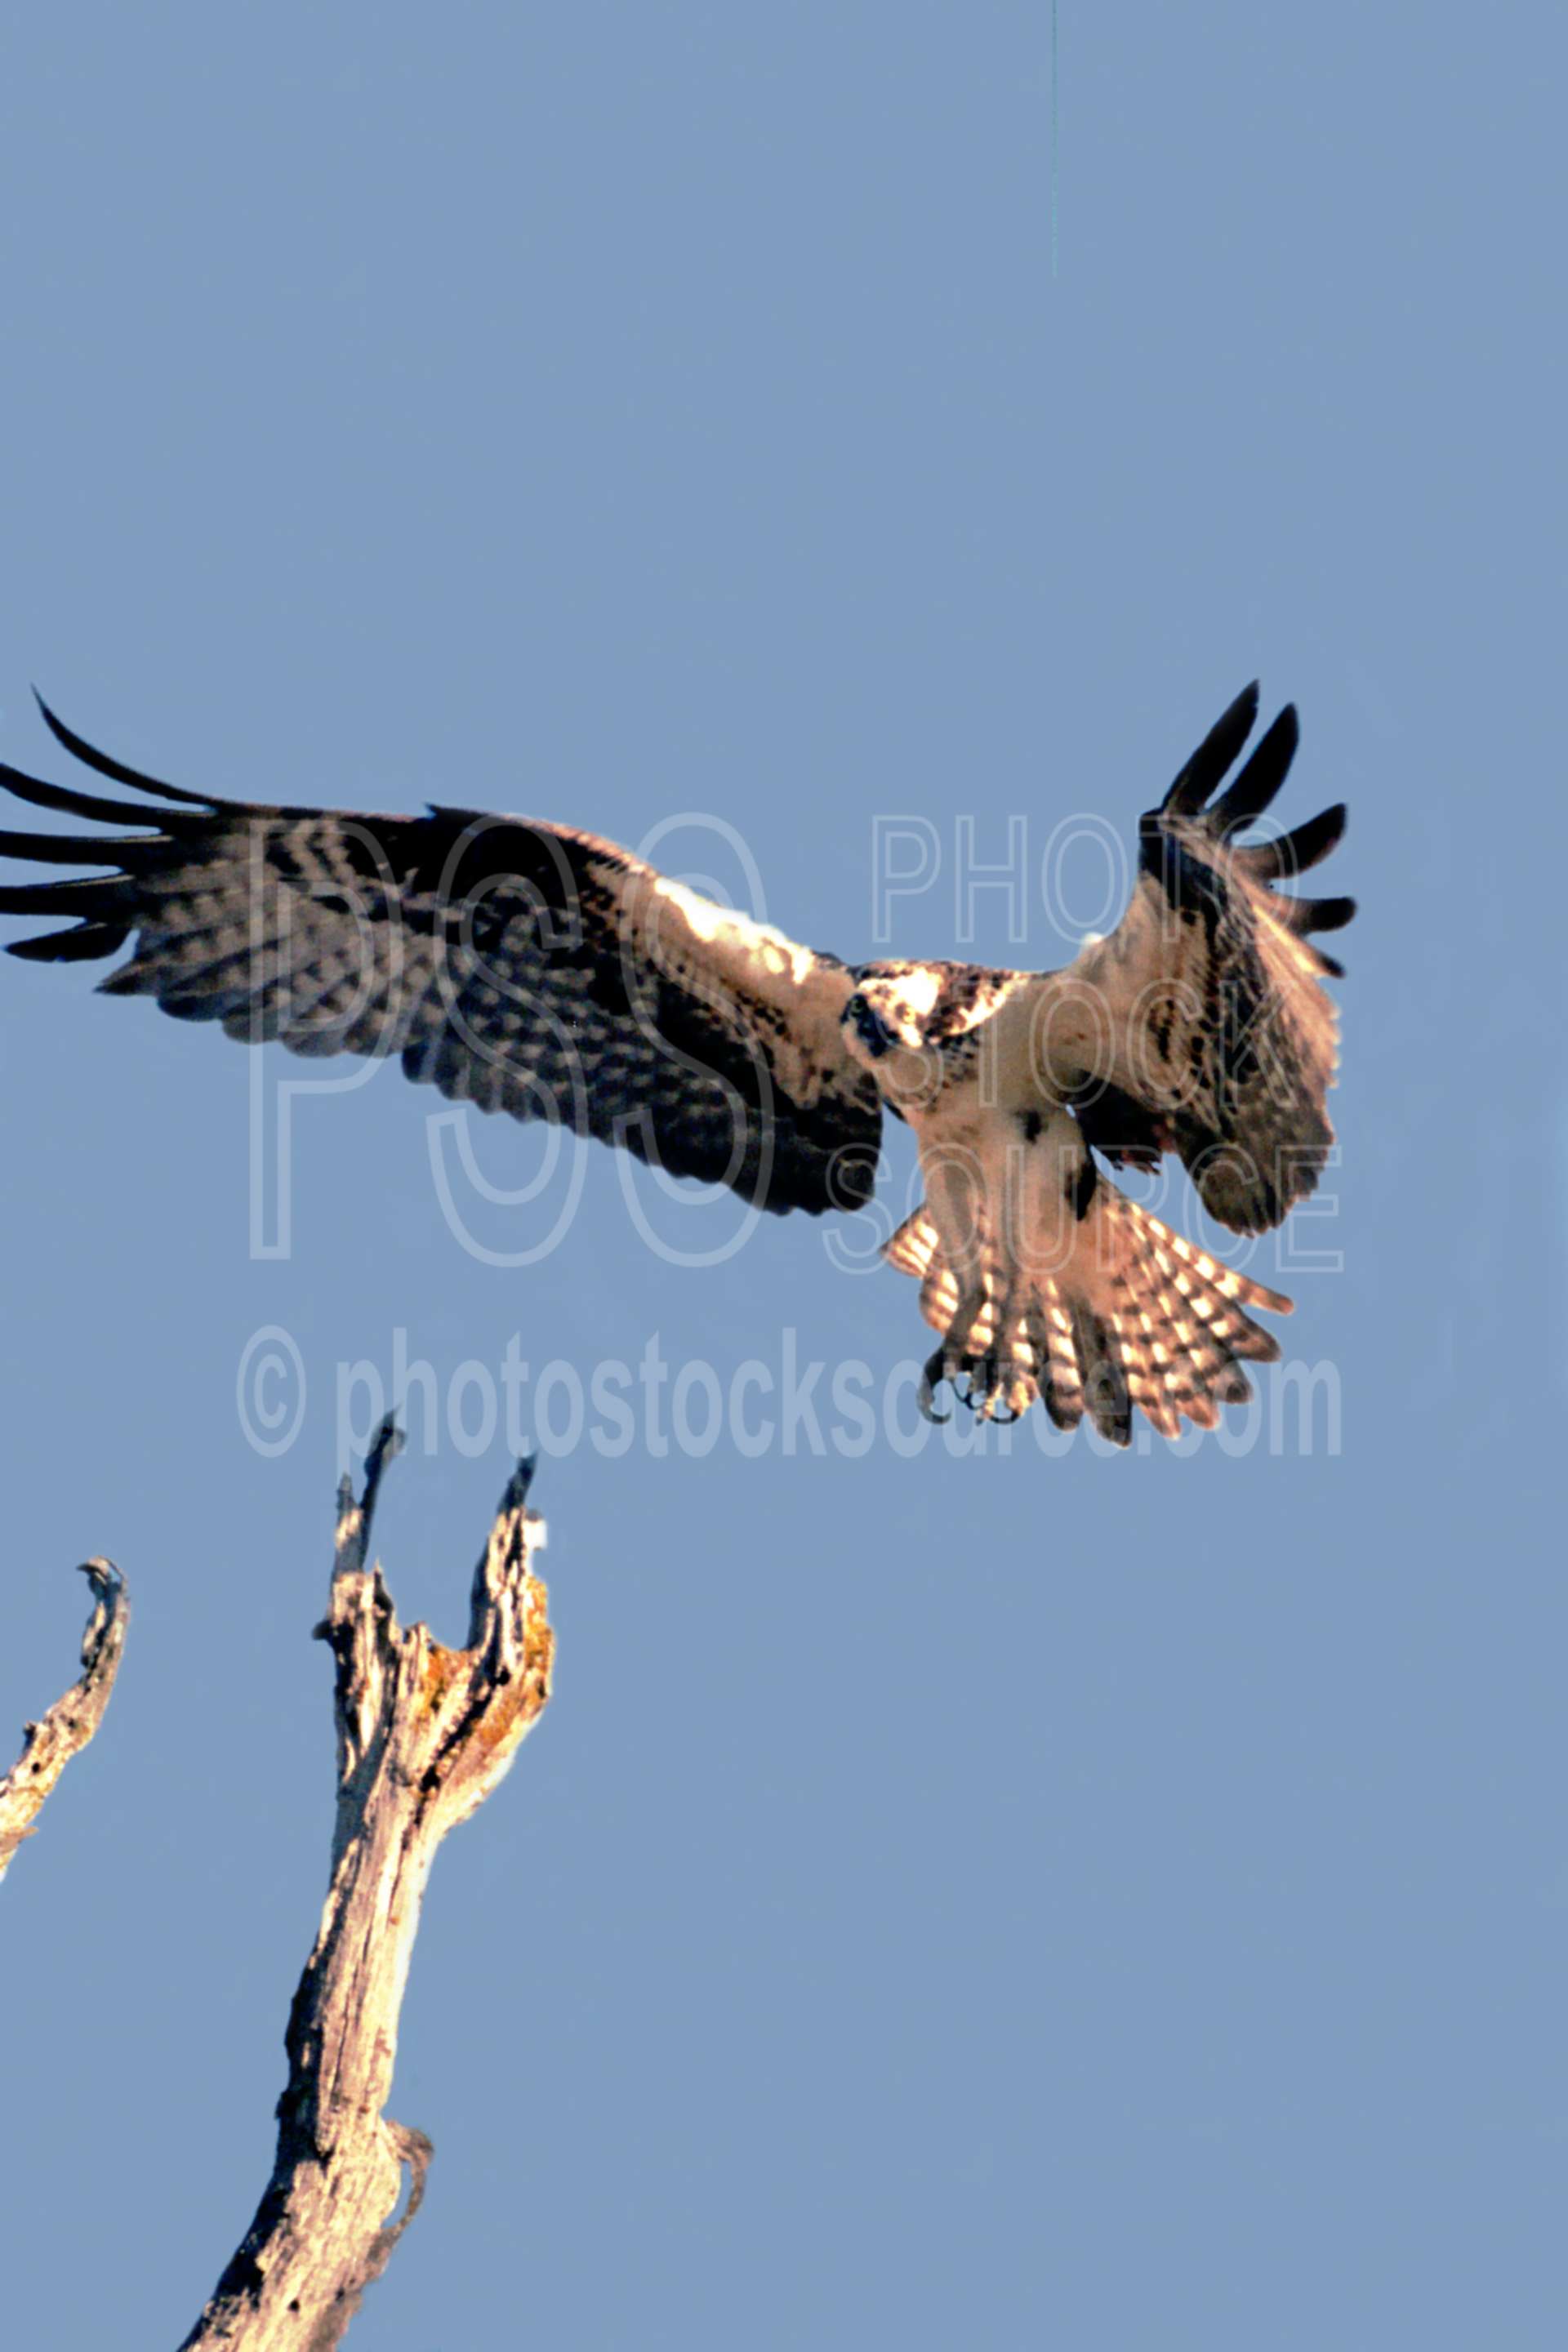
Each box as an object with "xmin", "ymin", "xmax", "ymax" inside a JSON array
[{"xmin": 0, "ymin": 684, "xmax": 1351, "ymax": 1445}]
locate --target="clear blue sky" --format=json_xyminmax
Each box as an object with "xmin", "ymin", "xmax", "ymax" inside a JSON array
[{"xmin": 1, "ymin": 7, "xmax": 1562, "ymax": 2347}]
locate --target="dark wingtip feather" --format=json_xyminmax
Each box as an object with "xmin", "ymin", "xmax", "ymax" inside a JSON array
[
  {"xmin": 0, "ymin": 875, "xmax": 129, "ymax": 917},
  {"xmin": 1239, "ymin": 799, "xmax": 1345, "ymax": 880},
  {"xmin": 0, "ymin": 817, "xmax": 166, "ymax": 868},
  {"xmin": 0, "ymin": 756, "xmax": 175, "ymax": 831},
  {"xmin": 1277, "ymin": 893, "xmax": 1354, "ymax": 976},
  {"xmin": 32, "ymin": 689, "xmax": 222, "ymax": 807},
  {"xmin": 1289, "ymin": 893, "xmax": 1356, "ymax": 934},
  {"xmin": 7, "ymin": 921, "xmax": 129, "ymax": 962},
  {"xmin": 1214, "ymin": 703, "xmax": 1300, "ymax": 835},
  {"xmin": 1161, "ymin": 681, "xmax": 1260, "ymax": 815}
]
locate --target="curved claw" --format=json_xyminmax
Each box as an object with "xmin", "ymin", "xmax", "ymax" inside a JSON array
[
  {"xmin": 922, "ymin": 1321, "xmax": 1039, "ymax": 1429},
  {"xmin": 918, "ymin": 1346, "xmax": 954, "ymax": 1424},
  {"xmin": 954, "ymin": 1351, "xmax": 1002, "ymax": 1422},
  {"xmin": 960, "ymin": 1342, "xmax": 1040, "ymax": 1425},
  {"xmin": 981, "ymin": 1390, "xmax": 1024, "ymax": 1426}
]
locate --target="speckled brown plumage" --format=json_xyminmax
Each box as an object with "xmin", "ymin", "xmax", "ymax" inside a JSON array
[
  {"xmin": 0, "ymin": 682, "xmax": 1352, "ymax": 1446},
  {"xmin": 0, "ymin": 700, "xmax": 881, "ymax": 1215}
]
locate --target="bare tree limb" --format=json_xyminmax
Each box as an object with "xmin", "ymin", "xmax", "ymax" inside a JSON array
[
  {"xmin": 0, "ymin": 1557, "xmax": 128, "ymax": 1886},
  {"xmin": 180, "ymin": 1422, "xmax": 555, "ymax": 2351}
]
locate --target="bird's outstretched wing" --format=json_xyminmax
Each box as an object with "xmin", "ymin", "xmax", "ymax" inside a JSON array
[
  {"xmin": 1058, "ymin": 683, "xmax": 1352, "ymax": 1233},
  {"xmin": 0, "ymin": 699, "xmax": 880, "ymax": 1215}
]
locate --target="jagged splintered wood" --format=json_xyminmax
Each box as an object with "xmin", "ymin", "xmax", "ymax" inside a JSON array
[
  {"xmin": 0, "ymin": 1557, "xmax": 128, "ymax": 1886},
  {"xmin": 180, "ymin": 1422, "xmax": 554, "ymax": 2352}
]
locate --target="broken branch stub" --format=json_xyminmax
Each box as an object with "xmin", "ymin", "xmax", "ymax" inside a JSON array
[
  {"xmin": 0, "ymin": 1557, "xmax": 129, "ymax": 1887},
  {"xmin": 181, "ymin": 1425, "xmax": 554, "ymax": 2352}
]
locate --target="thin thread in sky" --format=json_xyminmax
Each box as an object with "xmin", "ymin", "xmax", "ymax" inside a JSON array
[{"xmin": 1050, "ymin": 1, "xmax": 1060, "ymax": 279}]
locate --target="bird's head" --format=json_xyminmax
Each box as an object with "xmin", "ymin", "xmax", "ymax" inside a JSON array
[{"xmin": 841, "ymin": 967, "xmax": 946, "ymax": 1108}]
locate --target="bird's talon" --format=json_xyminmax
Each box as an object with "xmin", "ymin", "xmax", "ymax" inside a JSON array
[{"xmin": 918, "ymin": 1348, "xmax": 954, "ymax": 1424}]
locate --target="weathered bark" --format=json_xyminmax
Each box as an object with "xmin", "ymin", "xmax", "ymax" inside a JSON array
[
  {"xmin": 0, "ymin": 1557, "xmax": 128, "ymax": 1886},
  {"xmin": 180, "ymin": 1422, "xmax": 554, "ymax": 2351}
]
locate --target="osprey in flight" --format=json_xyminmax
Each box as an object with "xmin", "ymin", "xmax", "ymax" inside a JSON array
[{"xmin": 0, "ymin": 684, "xmax": 1351, "ymax": 1444}]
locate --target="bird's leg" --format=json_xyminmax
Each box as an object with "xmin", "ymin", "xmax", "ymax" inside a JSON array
[
  {"xmin": 915, "ymin": 1147, "xmax": 1003, "ymax": 1423},
  {"xmin": 957, "ymin": 1280, "xmax": 1036, "ymax": 1423},
  {"xmin": 959, "ymin": 1134, "xmax": 1053, "ymax": 1420},
  {"xmin": 917, "ymin": 1278, "xmax": 991, "ymax": 1423}
]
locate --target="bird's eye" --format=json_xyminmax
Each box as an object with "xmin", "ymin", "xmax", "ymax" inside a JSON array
[{"xmin": 847, "ymin": 994, "xmax": 893, "ymax": 1055}]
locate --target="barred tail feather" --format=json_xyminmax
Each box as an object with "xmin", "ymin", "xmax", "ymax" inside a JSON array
[{"xmin": 882, "ymin": 1189, "xmax": 1290, "ymax": 1443}]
